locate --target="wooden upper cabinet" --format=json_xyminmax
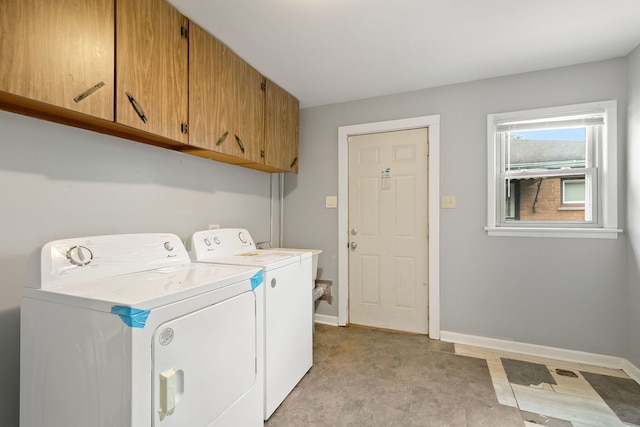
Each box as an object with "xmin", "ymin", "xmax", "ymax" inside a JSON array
[
  {"xmin": 0, "ymin": 0, "xmax": 114, "ymax": 120},
  {"xmin": 116, "ymin": 0, "xmax": 188, "ymax": 143},
  {"xmin": 233, "ymin": 52, "xmax": 266, "ymax": 164},
  {"xmin": 0, "ymin": 0, "xmax": 300, "ymax": 173},
  {"xmin": 189, "ymin": 24, "xmax": 264, "ymax": 163},
  {"xmin": 264, "ymin": 80, "xmax": 300, "ymax": 173}
]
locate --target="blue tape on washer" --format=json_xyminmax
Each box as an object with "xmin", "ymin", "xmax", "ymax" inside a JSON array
[
  {"xmin": 111, "ymin": 306, "xmax": 150, "ymax": 328},
  {"xmin": 250, "ymin": 270, "xmax": 264, "ymax": 290}
]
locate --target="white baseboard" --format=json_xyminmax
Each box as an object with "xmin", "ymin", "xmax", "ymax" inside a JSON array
[
  {"xmin": 314, "ymin": 313, "xmax": 339, "ymax": 326},
  {"xmin": 308, "ymin": 325, "xmax": 640, "ymax": 383},
  {"xmin": 440, "ymin": 330, "xmax": 640, "ymax": 381},
  {"xmin": 622, "ymin": 359, "xmax": 640, "ymax": 384}
]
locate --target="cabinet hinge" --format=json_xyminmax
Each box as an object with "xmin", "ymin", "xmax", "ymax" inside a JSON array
[
  {"xmin": 181, "ymin": 123, "xmax": 189, "ymax": 134},
  {"xmin": 180, "ymin": 26, "xmax": 189, "ymax": 39}
]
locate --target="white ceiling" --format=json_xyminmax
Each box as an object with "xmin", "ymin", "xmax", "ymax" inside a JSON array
[{"xmin": 168, "ymin": 0, "xmax": 640, "ymax": 108}]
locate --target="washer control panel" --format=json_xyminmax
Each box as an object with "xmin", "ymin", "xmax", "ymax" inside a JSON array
[
  {"xmin": 189, "ymin": 228, "xmax": 256, "ymax": 260},
  {"xmin": 38, "ymin": 233, "xmax": 190, "ymax": 289}
]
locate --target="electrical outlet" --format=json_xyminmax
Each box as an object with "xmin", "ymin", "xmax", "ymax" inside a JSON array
[{"xmin": 208, "ymin": 224, "xmax": 220, "ymax": 230}]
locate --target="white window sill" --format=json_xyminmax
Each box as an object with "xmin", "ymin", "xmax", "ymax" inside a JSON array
[{"xmin": 485, "ymin": 226, "xmax": 622, "ymax": 239}]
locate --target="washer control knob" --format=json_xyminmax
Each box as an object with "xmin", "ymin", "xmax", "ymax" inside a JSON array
[
  {"xmin": 214, "ymin": 237, "xmax": 221, "ymax": 245},
  {"xmin": 204, "ymin": 238, "xmax": 212, "ymax": 246},
  {"xmin": 238, "ymin": 231, "xmax": 248, "ymax": 243},
  {"xmin": 164, "ymin": 242, "xmax": 174, "ymax": 252},
  {"xmin": 66, "ymin": 245, "xmax": 93, "ymax": 266}
]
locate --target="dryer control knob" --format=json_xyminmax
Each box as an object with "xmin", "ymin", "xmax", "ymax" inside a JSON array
[
  {"xmin": 164, "ymin": 242, "xmax": 174, "ymax": 252},
  {"xmin": 238, "ymin": 231, "xmax": 247, "ymax": 243},
  {"xmin": 204, "ymin": 238, "xmax": 212, "ymax": 246},
  {"xmin": 214, "ymin": 237, "xmax": 220, "ymax": 245},
  {"xmin": 66, "ymin": 245, "xmax": 93, "ymax": 266}
]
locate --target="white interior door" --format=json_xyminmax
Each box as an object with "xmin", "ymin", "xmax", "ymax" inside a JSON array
[{"xmin": 348, "ymin": 128, "xmax": 428, "ymax": 334}]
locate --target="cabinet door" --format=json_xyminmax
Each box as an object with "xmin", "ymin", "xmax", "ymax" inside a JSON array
[
  {"xmin": 265, "ymin": 80, "xmax": 300, "ymax": 172},
  {"xmin": 189, "ymin": 24, "xmax": 235, "ymax": 155},
  {"xmin": 116, "ymin": 0, "xmax": 188, "ymax": 142},
  {"xmin": 0, "ymin": 0, "xmax": 114, "ymax": 120},
  {"xmin": 189, "ymin": 24, "xmax": 264, "ymax": 162},
  {"xmin": 233, "ymin": 55, "xmax": 265, "ymax": 164}
]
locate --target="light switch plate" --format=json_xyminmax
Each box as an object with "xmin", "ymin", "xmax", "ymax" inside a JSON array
[
  {"xmin": 441, "ymin": 196, "xmax": 456, "ymax": 209},
  {"xmin": 325, "ymin": 196, "xmax": 338, "ymax": 208}
]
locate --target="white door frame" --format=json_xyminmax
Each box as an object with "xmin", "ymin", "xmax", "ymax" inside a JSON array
[{"xmin": 338, "ymin": 115, "xmax": 440, "ymax": 338}]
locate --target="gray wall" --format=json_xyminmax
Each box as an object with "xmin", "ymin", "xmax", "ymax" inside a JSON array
[
  {"xmin": 2, "ymin": 53, "xmax": 637, "ymax": 427},
  {"xmin": 286, "ymin": 57, "xmax": 629, "ymax": 357},
  {"xmin": 626, "ymin": 45, "xmax": 640, "ymax": 368},
  {"xmin": 0, "ymin": 111, "xmax": 280, "ymax": 426}
]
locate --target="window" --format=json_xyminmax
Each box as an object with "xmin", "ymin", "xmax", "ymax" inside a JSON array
[
  {"xmin": 486, "ymin": 100, "xmax": 620, "ymax": 239},
  {"xmin": 562, "ymin": 178, "xmax": 585, "ymax": 205}
]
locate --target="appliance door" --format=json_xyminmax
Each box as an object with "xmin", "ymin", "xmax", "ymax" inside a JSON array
[
  {"xmin": 152, "ymin": 290, "xmax": 257, "ymax": 426},
  {"xmin": 265, "ymin": 259, "xmax": 313, "ymax": 419}
]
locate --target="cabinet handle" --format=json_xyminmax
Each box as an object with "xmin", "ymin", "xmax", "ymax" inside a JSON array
[
  {"xmin": 216, "ymin": 131, "xmax": 229, "ymax": 146},
  {"xmin": 234, "ymin": 135, "xmax": 245, "ymax": 154},
  {"xmin": 290, "ymin": 157, "xmax": 298, "ymax": 168},
  {"xmin": 74, "ymin": 81, "xmax": 105, "ymax": 103},
  {"xmin": 126, "ymin": 92, "xmax": 148, "ymax": 123}
]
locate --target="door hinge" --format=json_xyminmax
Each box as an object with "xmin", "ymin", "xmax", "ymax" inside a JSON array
[
  {"xmin": 181, "ymin": 123, "xmax": 189, "ymax": 134},
  {"xmin": 180, "ymin": 26, "xmax": 189, "ymax": 39}
]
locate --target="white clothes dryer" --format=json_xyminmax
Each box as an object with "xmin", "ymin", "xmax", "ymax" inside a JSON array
[
  {"xmin": 187, "ymin": 229, "xmax": 312, "ymax": 420},
  {"xmin": 20, "ymin": 233, "xmax": 265, "ymax": 427}
]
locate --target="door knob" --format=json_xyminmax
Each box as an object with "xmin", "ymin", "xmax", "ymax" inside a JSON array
[
  {"xmin": 351, "ymin": 228, "xmax": 358, "ymax": 236},
  {"xmin": 350, "ymin": 242, "xmax": 357, "ymax": 250}
]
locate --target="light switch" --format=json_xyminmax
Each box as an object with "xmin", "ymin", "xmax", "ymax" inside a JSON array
[
  {"xmin": 441, "ymin": 195, "xmax": 456, "ymax": 209},
  {"xmin": 325, "ymin": 196, "xmax": 337, "ymax": 208}
]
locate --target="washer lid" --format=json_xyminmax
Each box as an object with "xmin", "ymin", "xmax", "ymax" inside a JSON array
[
  {"xmin": 201, "ymin": 250, "xmax": 311, "ymax": 271},
  {"xmin": 23, "ymin": 262, "xmax": 262, "ymax": 312}
]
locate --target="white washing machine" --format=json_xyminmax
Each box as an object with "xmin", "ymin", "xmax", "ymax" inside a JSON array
[
  {"xmin": 187, "ymin": 229, "xmax": 312, "ymax": 420},
  {"xmin": 20, "ymin": 233, "xmax": 265, "ymax": 427}
]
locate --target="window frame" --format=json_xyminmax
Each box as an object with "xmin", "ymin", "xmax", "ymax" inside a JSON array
[{"xmin": 486, "ymin": 100, "xmax": 620, "ymax": 239}]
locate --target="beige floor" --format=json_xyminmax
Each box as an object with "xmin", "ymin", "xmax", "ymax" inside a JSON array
[
  {"xmin": 455, "ymin": 343, "xmax": 634, "ymax": 427},
  {"xmin": 266, "ymin": 324, "xmax": 639, "ymax": 427}
]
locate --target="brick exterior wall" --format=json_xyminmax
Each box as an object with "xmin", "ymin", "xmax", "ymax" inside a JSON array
[{"xmin": 517, "ymin": 178, "xmax": 584, "ymax": 221}]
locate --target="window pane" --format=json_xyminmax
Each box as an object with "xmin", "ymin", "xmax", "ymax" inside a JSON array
[
  {"xmin": 505, "ymin": 174, "xmax": 587, "ymax": 222},
  {"xmin": 505, "ymin": 181, "xmax": 519, "ymax": 219},
  {"xmin": 507, "ymin": 128, "xmax": 586, "ymax": 172},
  {"xmin": 563, "ymin": 179, "xmax": 585, "ymax": 204}
]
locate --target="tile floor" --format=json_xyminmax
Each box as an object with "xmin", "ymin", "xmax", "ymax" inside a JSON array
[{"xmin": 454, "ymin": 343, "xmax": 640, "ymax": 426}]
